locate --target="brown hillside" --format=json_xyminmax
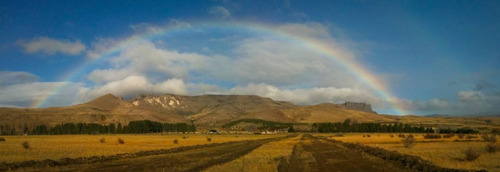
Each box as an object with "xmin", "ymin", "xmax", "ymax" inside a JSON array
[
  {"xmin": 1, "ymin": 93, "xmax": 498, "ymax": 133},
  {"xmin": 0, "ymin": 94, "xmax": 189, "ymax": 131},
  {"xmin": 281, "ymin": 103, "xmax": 394, "ymax": 123}
]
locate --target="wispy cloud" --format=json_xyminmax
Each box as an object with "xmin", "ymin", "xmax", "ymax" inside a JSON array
[
  {"xmin": 0, "ymin": 71, "xmax": 38, "ymax": 86},
  {"xmin": 208, "ymin": 6, "xmax": 231, "ymax": 19},
  {"xmin": 17, "ymin": 36, "xmax": 85, "ymax": 55}
]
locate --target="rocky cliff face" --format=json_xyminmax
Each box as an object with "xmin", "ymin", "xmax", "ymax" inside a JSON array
[{"xmin": 343, "ymin": 102, "xmax": 377, "ymax": 114}]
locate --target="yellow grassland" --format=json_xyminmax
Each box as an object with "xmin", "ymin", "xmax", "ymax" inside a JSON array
[
  {"xmin": 0, "ymin": 134, "xmax": 283, "ymax": 163},
  {"xmin": 204, "ymin": 135, "xmax": 301, "ymax": 172},
  {"xmin": 323, "ymin": 133, "xmax": 500, "ymax": 171}
]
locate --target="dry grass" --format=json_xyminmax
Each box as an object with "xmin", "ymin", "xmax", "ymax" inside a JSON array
[
  {"xmin": 0, "ymin": 134, "xmax": 282, "ymax": 163},
  {"xmin": 324, "ymin": 133, "xmax": 500, "ymax": 171},
  {"xmin": 204, "ymin": 135, "xmax": 301, "ymax": 172},
  {"xmin": 327, "ymin": 133, "xmax": 482, "ymax": 144}
]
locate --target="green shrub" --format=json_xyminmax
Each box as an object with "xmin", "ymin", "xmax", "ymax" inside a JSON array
[
  {"xmin": 117, "ymin": 138, "xmax": 125, "ymax": 144},
  {"xmin": 207, "ymin": 137, "xmax": 212, "ymax": 142},
  {"xmin": 173, "ymin": 139, "xmax": 178, "ymax": 144},
  {"xmin": 100, "ymin": 138, "xmax": 106, "ymax": 143}
]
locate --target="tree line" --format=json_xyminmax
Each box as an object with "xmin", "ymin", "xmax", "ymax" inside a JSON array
[
  {"xmin": 311, "ymin": 119, "xmax": 480, "ymax": 133},
  {"xmin": 1, "ymin": 120, "xmax": 196, "ymax": 135},
  {"xmin": 221, "ymin": 119, "xmax": 295, "ymax": 130},
  {"xmin": 438, "ymin": 127, "xmax": 479, "ymax": 134},
  {"xmin": 312, "ymin": 119, "xmax": 434, "ymax": 133}
]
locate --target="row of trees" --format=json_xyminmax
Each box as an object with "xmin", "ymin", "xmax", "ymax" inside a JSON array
[
  {"xmin": 312, "ymin": 119, "xmax": 435, "ymax": 133},
  {"xmin": 438, "ymin": 128, "xmax": 479, "ymax": 134},
  {"xmin": 221, "ymin": 119, "xmax": 294, "ymax": 130},
  {"xmin": 26, "ymin": 120, "xmax": 196, "ymax": 135}
]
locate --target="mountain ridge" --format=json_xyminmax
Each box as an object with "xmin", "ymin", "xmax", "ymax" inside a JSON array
[{"xmin": 1, "ymin": 93, "xmax": 498, "ymax": 133}]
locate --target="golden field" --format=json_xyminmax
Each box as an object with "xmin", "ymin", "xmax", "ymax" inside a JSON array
[
  {"xmin": 324, "ymin": 133, "xmax": 500, "ymax": 171},
  {"xmin": 0, "ymin": 134, "xmax": 283, "ymax": 163},
  {"xmin": 204, "ymin": 135, "xmax": 301, "ymax": 172}
]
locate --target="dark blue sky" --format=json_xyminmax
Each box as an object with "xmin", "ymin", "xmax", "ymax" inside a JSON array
[{"xmin": 1, "ymin": 0, "xmax": 499, "ymax": 115}]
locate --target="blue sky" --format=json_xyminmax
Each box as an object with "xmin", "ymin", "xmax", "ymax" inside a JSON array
[{"xmin": 0, "ymin": 0, "xmax": 499, "ymax": 115}]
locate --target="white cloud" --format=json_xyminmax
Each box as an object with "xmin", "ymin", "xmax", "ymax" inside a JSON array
[
  {"xmin": 80, "ymin": 22, "xmax": 381, "ymax": 107},
  {"xmin": 0, "ymin": 81, "xmax": 85, "ymax": 108},
  {"xmin": 0, "ymin": 71, "xmax": 38, "ymax": 86},
  {"xmin": 87, "ymin": 40, "xmax": 207, "ymax": 83},
  {"xmin": 457, "ymin": 91, "xmax": 484, "ymax": 102},
  {"xmin": 17, "ymin": 36, "xmax": 85, "ymax": 55},
  {"xmin": 86, "ymin": 37, "xmax": 120, "ymax": 58},
  {"xmin": 208, "ymin": 6, "xmax": 231, "ymax": 19},
  {"xmin": 228, "ymin": 83, "xmax": 385, "ymax": 106},
  {"xmin": 396, "ymin": 89, "xmax": 500, "ymax": 115},
  {"xmin": 83, "ymin": 75, "xmax": 186, "ymax": 99},
  {"xmin": 8, "ymin": 22, "xmax": 397, "ymax": 112}
]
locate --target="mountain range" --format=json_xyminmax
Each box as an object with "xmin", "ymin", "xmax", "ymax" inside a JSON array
[{"xmin": 0, "ymin": 93, "xmax": 498, "ymax": 131}]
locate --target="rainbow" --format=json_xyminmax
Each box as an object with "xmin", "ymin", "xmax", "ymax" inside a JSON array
[{"xmin": 31, "ymin": 21, "xmax": 407, "ymax": 115}]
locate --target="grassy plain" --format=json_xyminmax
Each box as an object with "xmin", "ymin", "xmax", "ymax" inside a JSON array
[
  {"xmin": 204, "ymin": 135, "xmax": 301, "ymax": 172},
  {"xmin": 0, "ymin": 134, "xmax": 283, "ymax": 163},
  {"xmin": 323, "ymin": 133, "xmax": 500, "ymax": 171}
]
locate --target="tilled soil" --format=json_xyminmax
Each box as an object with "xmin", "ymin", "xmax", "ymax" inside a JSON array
[{"xmin": 278, "ymin": 134, "xmax": 410, "ymax": 172}]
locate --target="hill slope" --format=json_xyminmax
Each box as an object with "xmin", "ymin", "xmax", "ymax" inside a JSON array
[{"xmin": 1, "ymin": 93, "xmax": 498, "ymax": 133}]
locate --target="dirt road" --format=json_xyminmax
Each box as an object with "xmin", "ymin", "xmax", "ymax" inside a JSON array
[{"xmin": 278, "ymin": 134, "xmax": 410, "ymax": 172}]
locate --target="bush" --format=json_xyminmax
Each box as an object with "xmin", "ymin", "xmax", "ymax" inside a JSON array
[
  {"xmin": 458, "ymin": 133, "xmax": 465, "ymax": 139},
  {"xmin": 490, "ymin": 134, "xmax": 497, "ymax": 143},
  {"xmin": 366, "ymin": 134, "xmax": 371, "ymax": 138},
  {"xmin": 424, "ymin": 134, "xmax": 442, "ymax": 139},
  {"xmin": 492, "ymin": 128, "xmax": 500, "ymax": 134},
  {"xmin": 389, "ymin": 134, "xmax": 394, "ymax": 138},
  {"xmin": 482, "ymin": 134, "xmax": 490, "ymax": 141},
  {"xmin": 22, "ymin": 141, "xmax": 30, "ymax": 149},
  {"xmin": 466, "ymin": 135, "xmax": 478, "ymax": 140},
  {"xmin": 398, "ymin": 134, "xmax": 405, "ymax": 138},
  {"xmin": 100, "ymin": 138, "xmax": 106, "ymax": 143},
  {"xmin": 443, "ymin": 134, "xmax": 455, "ymax": 138},
  {"xmin": 0, "ymin": 138, "xmax": 5, "ymax": 141},
  {"xmin": 117, "ymin": 138, "xmax": 125, "ymax": 144},
  {"xmin": 487, "ymin": 143, "xmax": 498, "ymax": 153},
  {"xmin": 207, "ymin": 137, "xmax": 212, "ymax": 142},
  {"xmin": 403, "ymin": 137, "xmax": 416, "ymax": 148},
  {"xmin": 464, "ymin": 147, "xmax": 480, "ymax": 161},
  {"xmin": 182, "ymin": 136, "xmax": 187, "ymax": 139},
  {"xmin": 173, "ymin": 139, "xmax": 178, "ymax": 144},
  {"xmin": 363, "ymin": 135, "xmax": 366, "ymax": 138},
  {"xmin": 408, "ymin": 134, "xmax": 414, "ymax": 138}
]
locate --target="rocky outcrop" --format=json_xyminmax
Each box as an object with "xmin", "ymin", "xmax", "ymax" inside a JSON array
[{"xmin": 343, "ymin": 102, "xmax": 377, "ymax": 114}]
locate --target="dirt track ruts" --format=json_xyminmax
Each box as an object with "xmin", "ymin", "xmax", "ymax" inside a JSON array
[{"xmin": 278, "ymin": 134, "xmax": 410, "ymax": 172}]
